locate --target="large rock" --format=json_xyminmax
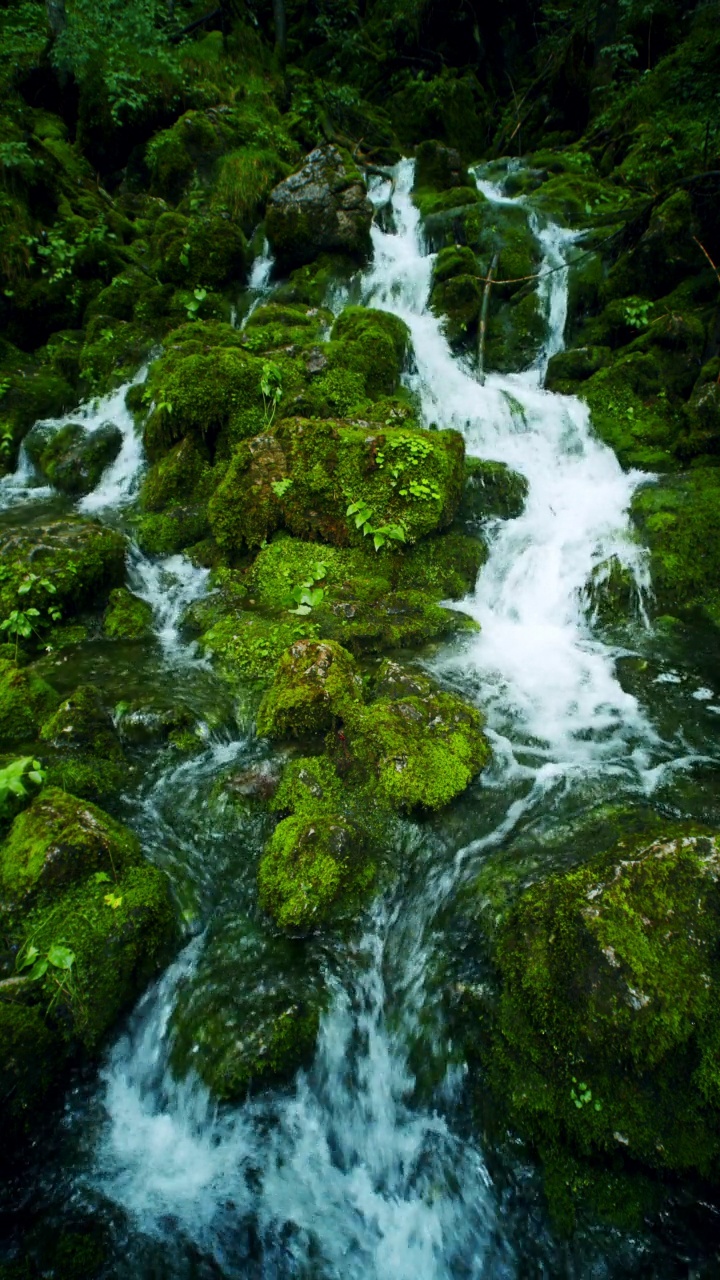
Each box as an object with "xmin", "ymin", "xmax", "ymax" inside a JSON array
[
  {"xmin": 24, "ymin": 420, "xmax": 123, "ymax": 496},
  {"xmin": 265, "ymin": 146, "xmax": 373, "ymax": 271}
]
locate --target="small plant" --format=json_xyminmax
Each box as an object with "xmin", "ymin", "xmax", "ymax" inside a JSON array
[
  {"xmin": 624, "ymin": 299, "xmax": 652, "ymax": 330},
  {"xmin": 346, "ymin": 500, "xmax": 406, "ymax": 552},
  {"xmin": 570, "ymin": 1077, "xmax": 602, "ymax": 1112},
  {"xmin": 271, "ymin": 477, "xmax": 293, "ymax": 498},
  {"xmin": 0, "ymin": 756, "xmax": 45, "ymax": 813},
  {"xmin": 285, "ymin": 560, "xmax": 328, "ymax": 615},
  {"xmin": 0, "ymin": 423, "xmax": 14, "ymax": 465},
  {"xmin": 1, "ymin": 608, "xmax": 40, "ymax": 658},
  {"xmin": 179, "ymin": 240, "xmax": 192, "ymax": 268},
  {"xmin": 185, "ymin": 287, "xmax": 207, "ymax": 321},
  {"xmin": 17, "ymin": 940, "xmax": 77, "ymax": 1014},
  {"xmin": 260, "ymin": 361, "xmax": 283, "ymax": 427}
]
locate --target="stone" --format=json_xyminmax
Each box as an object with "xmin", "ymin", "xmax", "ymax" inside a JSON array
[{"xmin": 265, "ymin": 146, "xmax": 373, "ymax": 271}]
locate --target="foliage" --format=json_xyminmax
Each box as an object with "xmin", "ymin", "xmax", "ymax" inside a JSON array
[{"xmin": 0, "ymin": 756, "xmax": 45, "ymax": 813}]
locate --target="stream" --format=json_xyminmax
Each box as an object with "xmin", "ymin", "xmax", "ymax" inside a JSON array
[{"xmin": 3, "ymin": 160, "xmax": 720, "ymax": 1277}]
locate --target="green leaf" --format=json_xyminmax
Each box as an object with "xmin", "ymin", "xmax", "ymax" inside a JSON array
[
  {"xmin": 29, "ymin": 958, "xmax": 49, "ymax": 981},
  {"xmin": 93, "ymin": 870, "xmax": 112, "ymax": 884},
  {"xmin": 18, "ymin": 944, "xmax": 40, "ymax": 970},
  {"xmin": 47, "ymin": 944, "xmax": 75, "ymax": 970}
]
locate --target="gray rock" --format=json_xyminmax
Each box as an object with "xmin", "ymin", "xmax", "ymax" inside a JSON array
[{"xmin": 265, "ymin": 146, "xmax": 373, "ymax": 271}]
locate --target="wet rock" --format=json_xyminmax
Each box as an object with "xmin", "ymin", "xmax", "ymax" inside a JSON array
[
  {"xmin": 480, "ymin": 827, "xmax": 720, "ymax": 1189},
  {"xmin": 24, "ymin": 420, "xmax": 123, "ymax": 496},
  {"xmin": 40, "ymin": 684, "xmax": 129, "ymax": 801},
  {"xmin": 460, "ymin": 458, "xmax": 528, "ymax": 523},
  {"xmin": 257, "ymin": 639, "xmax": 362, "ymax": 739},
  {"xmin": 265, "ymin": 145, "xmax": 373, "ymax": 271},
  {"xmin": 414, "ymin": 140, "xmax": 471, "ymax": 192},
  {"xmin": 102, "ymin": 587, "xmax": 154, "ymax": 641}
]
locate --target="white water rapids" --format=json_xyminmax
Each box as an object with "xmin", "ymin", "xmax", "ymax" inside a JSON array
[{"xmin": 61, "ymin": 160, "xmax": 673, "ymax": 1277}]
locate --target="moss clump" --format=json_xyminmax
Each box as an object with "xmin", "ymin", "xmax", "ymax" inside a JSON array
[
  {"xmin": 24, "ymin": 421, "xmax": 123, "ymax": 496},
  {"xmin": 0, "ymin": 660, "xmax": 59, "ymax": 744},
  {"xmin": 431, "ymin": 274, "xmax": 483, "ymax": 344},
  {"xmin": 259, "ymin": 755, "xmax": 377, "ymax": 931},
  {"xmin": 208, "ymin": 417, "xmax": 465, "ymax": 553},
  {"xmin": 631, "ymin": 468, "xmax": 720, "ymax": 626},
  {"xmin": 579, "ymin": 352, "xmax": 682, "ymax": 471},
  {"xmin": 460, "ymin": 458, "xmax": 528, "ymax": 523},
  {"xmin": 102, "ymin": 588, "xmax": 154, "ymax": 640},
  {"xmin": 482, "ymin": 829, "xmax": 720, "ymax": 1187},
  {"xmin": 0, "ymin": 786, "xmax": 139, "ymax": 901},
  {"xmin": 328, "ymin": 306, "xmax": 410, "ymax": 399},
  {"xmin": 151, "ymin": 210, "xmax": 247, "ymax": 288},
  {"xmin": 169, "ymin": 917, "xmax": 325, "ymax": 1099},
  {"xmin": 413, "ymin": 140, "xmax": 472, "ymax": 192},
  {"xmin": 257, "ymin": 639, "xmax": 361, "ymax": 739},
  {"xmin": 39, "ymin": 685, "xmax": 129, "ymax": 802},
  {"xmin": 342, "ymin": 662, "xmax": 491, "ymax": 810},
  {"xmin": 0, "ymin": 520, "xmax": 126, "ymax": 631},
  {"xmin": 485, "ymin": 289, "xmax": 548, "ymax": 374},
  {"xmin": 0, "ymin": 1002, "xmax": 66, "ymax": 1141},
  {"xmin": 197, "ymin": 612, "xmax": 319, "ymax": 686}
]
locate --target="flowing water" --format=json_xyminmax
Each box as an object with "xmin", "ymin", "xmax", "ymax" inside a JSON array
[{"xmin": 4, "ymin": 161, "xmax": 720, "ymax": 1277}]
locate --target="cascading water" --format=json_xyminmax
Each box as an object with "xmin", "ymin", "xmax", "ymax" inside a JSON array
[
  {"xmin": 6, "ymin": 160, "xmax": 718, "ymax": 1278},
  {"xmin": 62, "ymin": 159, "xmax": 685, "ymax": 1278}
]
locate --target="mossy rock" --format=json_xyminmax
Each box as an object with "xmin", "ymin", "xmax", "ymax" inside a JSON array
[
  {"xmin": 208, "ymin": 416, "xmax": 465, "ymax": 553},
  {"xmin": 24, "ymin": 420, "xmax": 123, "ymax": 496},
  {"xmin": 0, "ymin": 659, "xmax": 59, "ymax": 744},
  {"xmin": 413, "ymin": 140, "xmax": 472, "ymax": 192},
  {"xmin": 579, "ymin": 351, "xmax": 683, "ymax": 471},
  {"xmin": 0, "ymin": 786, "xmax": 138, "ymax": 902},
  {"xmin": 257, "ymin": 639, "xmax": 362, "ymax": 739},
  {"xmin": 259, "ymin": 756, "xmax": 378, "ymax": 931},
  {"xmin": 135, "ymin": 432, "xmax": 223, "ymax": 555},
  {"xmin": 0, "ymin": 1002, "xmax": 67, "ymax": 1143},
  {"xmin": 485, "ymin": 289, "xmax": 548, "ymax": 374},
  {"xmin": 460, "ymin": 457, "xmax": 528, "ymax": 523},
  {"xmin": 631, "ymin": 468, "xmax": 720, "ymax": 625},
  {"xmin": 545, "ymin": 346, "xmax": 612, "ymax": 393},
  {"xmin": 430, "ymin": 274, "xmax": 483, "ymax": 344},
  {"xmin": 342, "ymin": 663, "xmax": 491, "ymax": 810},
  {"xmin": 329, "ymin": 306, "xmax": 410, "ymax": 399},
  {"xmin": 265, "ymin": 145, "xmax": 373, "ymax": 271},
  {"xmin": 169, "ymin": 918, "xmax": 326, "ymax": 1099},
  {"xmin": 197, "ymin": 612, "xmax": 319, "ymax": 687},
  {"xmin": 102, "ymin": 588, "xmax": 154, "ymax": 640},
  {"xmin": 39, "ymin": 685, "xmax": 129, "ymax": 802},
  {"xmin": 0, "ymin": 520, "xmax": 126, "ymax": 631},
  {"xmin": 151, "ymin": 210, "xmax": 248, "ymax": 288},
  {"xmin": 483, "ymin": 827, "xmax": 720, "ymax": 1185}
]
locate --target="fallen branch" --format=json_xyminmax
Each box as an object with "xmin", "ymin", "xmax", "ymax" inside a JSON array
[{"xmin": 477, "ymin": 252, "xmax": 499, "ymax": 384}]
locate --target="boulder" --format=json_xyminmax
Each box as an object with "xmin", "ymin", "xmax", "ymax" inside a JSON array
[
  {"xmin": 25, "ymin": 420, "xmax": 123, "ymax": 496},
  {"xmin": 265, "ymin": 146, "xmax": 373, "ymax": 271}
]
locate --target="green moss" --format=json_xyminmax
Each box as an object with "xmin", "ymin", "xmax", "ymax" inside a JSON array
[
  {"xmin": 485, "ymin": 289, "xmax": 548, "ymax": 374},
  {"xmin": 413, "ymin": 140, "xmax": 472, "ymax": 191},
  {"xmin": 394, "ymin": 531, "xmax": 486, "ymax": 596},
  {"xmin": 151, "ymin": 210, "xmax": 247, "ymax": 288},
  {"xmin": 22, "ymin": 860, "xmax": 176, "ymax": 1050},
  {"xmin": 343, "ymin": 666, "xmax": 491, "ymax": 810},
  {"xmin": 39, "ymin": 685, "xmax": 128, "ymax": 802},
  {"xmin": 0, "ymin": 520, "xmax": 126, "ymax": 628},
  {"xmin": 631, "ymin": 468, "xmax": 720, "ymax": 625},
  {"xmin": 329, "ymin": 307, "xmax": 410, "ymax": 398},
  {"xmin": 257, "ymin": 639, "xmax": 362, "ymax": 739},
  {"xmin": 24, "ymin": 420, "xmax": 123, "ymax": 495},
  {"xmin": 168, "ymin": 917, "xmax": 325, "ymax": 1099},
  {"xmin": 580, "ymin": 352, "xmax": 682, "ymax": 471},
  {"xmin": 545, "ymin": 346, "xmax": 612, "ymax": 393},
  {"xmin": 430, "ymin": 274, "xmax": 483, "ymax": 344},
  {"xmin": 102, "ymin": 588, "xmax": 154, "ymax": 640},
  {"xmin": 209, "ymin": 416, "xmax": 465, "ymax": 553},
  {"xmin": 460, "ymin": 458, "xmax": 528, "ymax": 523},
  {"xmin": 0, "ymin": 786, "xmax": 139, "ymax": 901},
  {"xmin": 211, "ymin": 147, "xmax": 288, "ymax": 232},
  {"xmin": 198, "ymin": 612, "xmax": 319, "ymax": 686},
  {"xmin": 0, "ymin": 660, "xmax": 58, "ymax": 744},
  {"xmin": 483, "ymin": 828, "xmax": 720, "ymax": 1183},
  {"xmin": 143, "ymin": 337, "xmax": 268, "ymax": 457}
]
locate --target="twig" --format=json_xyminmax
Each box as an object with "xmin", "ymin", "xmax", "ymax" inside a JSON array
[
  {"xmin": 477, "ymin": 252, "xmax": 499, "ymax": 384},
  {"xmin": 693, "ymin": 235, "xmax": 720, "ymax": 289}
]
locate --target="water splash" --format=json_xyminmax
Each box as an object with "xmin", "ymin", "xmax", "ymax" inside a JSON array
[{"xmin": 128, "ymin": 546, "xmax": 210, "ymax": 661}]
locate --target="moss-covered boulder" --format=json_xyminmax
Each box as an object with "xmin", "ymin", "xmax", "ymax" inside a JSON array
[
  {"xmin": 137, "ymin": 435, "xmax": 222, "ymax": 556},
  {"xmin": 414, "ymin": 140, "xmax": 472, "ymax": 192},
  {"xmin": 342, "ymin": 661, "xmax": 491, "ymax": 810},
  {"xmin": 0, "ymin": 789, "xmax": 176, "ymax": 1142},
  {"xmin": 0, "ymin": 521, "xmax": 126, "ymax": 633},
  {"xmin": 631, "ymin": 468, "xmax": 720, "ymax": 626},
  {"xmin": 460, "ymin": 457, "xmax": 528, "ymax": 523},
  {"xmin": 0, "ymin": 786, "xmax": 136, "ymax": 901},
  {"xmin": 259, "ymin": 756, "xmax": 378, "ymax": 931},
  {"xmin": 265, "ymin": 145, "xmax": 373, "ymax": 271},
  {"xmin": 257, "ymin": 639, "xmax": 361, "ymax": 739},
  {"xmin": 102, "ymin": 588, "xmax": 154, "ymax": 640},
  {"xmin": 24, "ymin": 420, "xmax": 123, "ymax": 496},
  {"xmin": 151, "ymin": 210, "xmax": 247, "ymax": 288},
  {"xmin": 0, "ymin": 659, "xmax": 59, "ymax": 744},
  {"xmin": 481, "ymin": 828, "xmax": 720, "ymax": 1189},
  {"xmin": 329, "ymin": 306, "xmax": 410, "ymax": 399},
  {"xmin": 39, "ymin": 686, "xmax": 129, "ymax": 801},
  {"xmin": 208, "ymin": 416, "xmax": 465, "ymax": 552},
  {"xmin": 169, "ymin": 918, "xmax": 326, "ymax": 1099}
]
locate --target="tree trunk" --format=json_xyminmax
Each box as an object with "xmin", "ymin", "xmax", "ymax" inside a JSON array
[
  {"xmin": 45, "ymin": 0, "xmax": 67, "ymax": 42},
  {"xmin": 272, "ymin": 0, "xmax": 287, "ymax": 64},
  {"xmin": 593, "ymin": 0, "xmax": 620, "ymax": 86}
]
